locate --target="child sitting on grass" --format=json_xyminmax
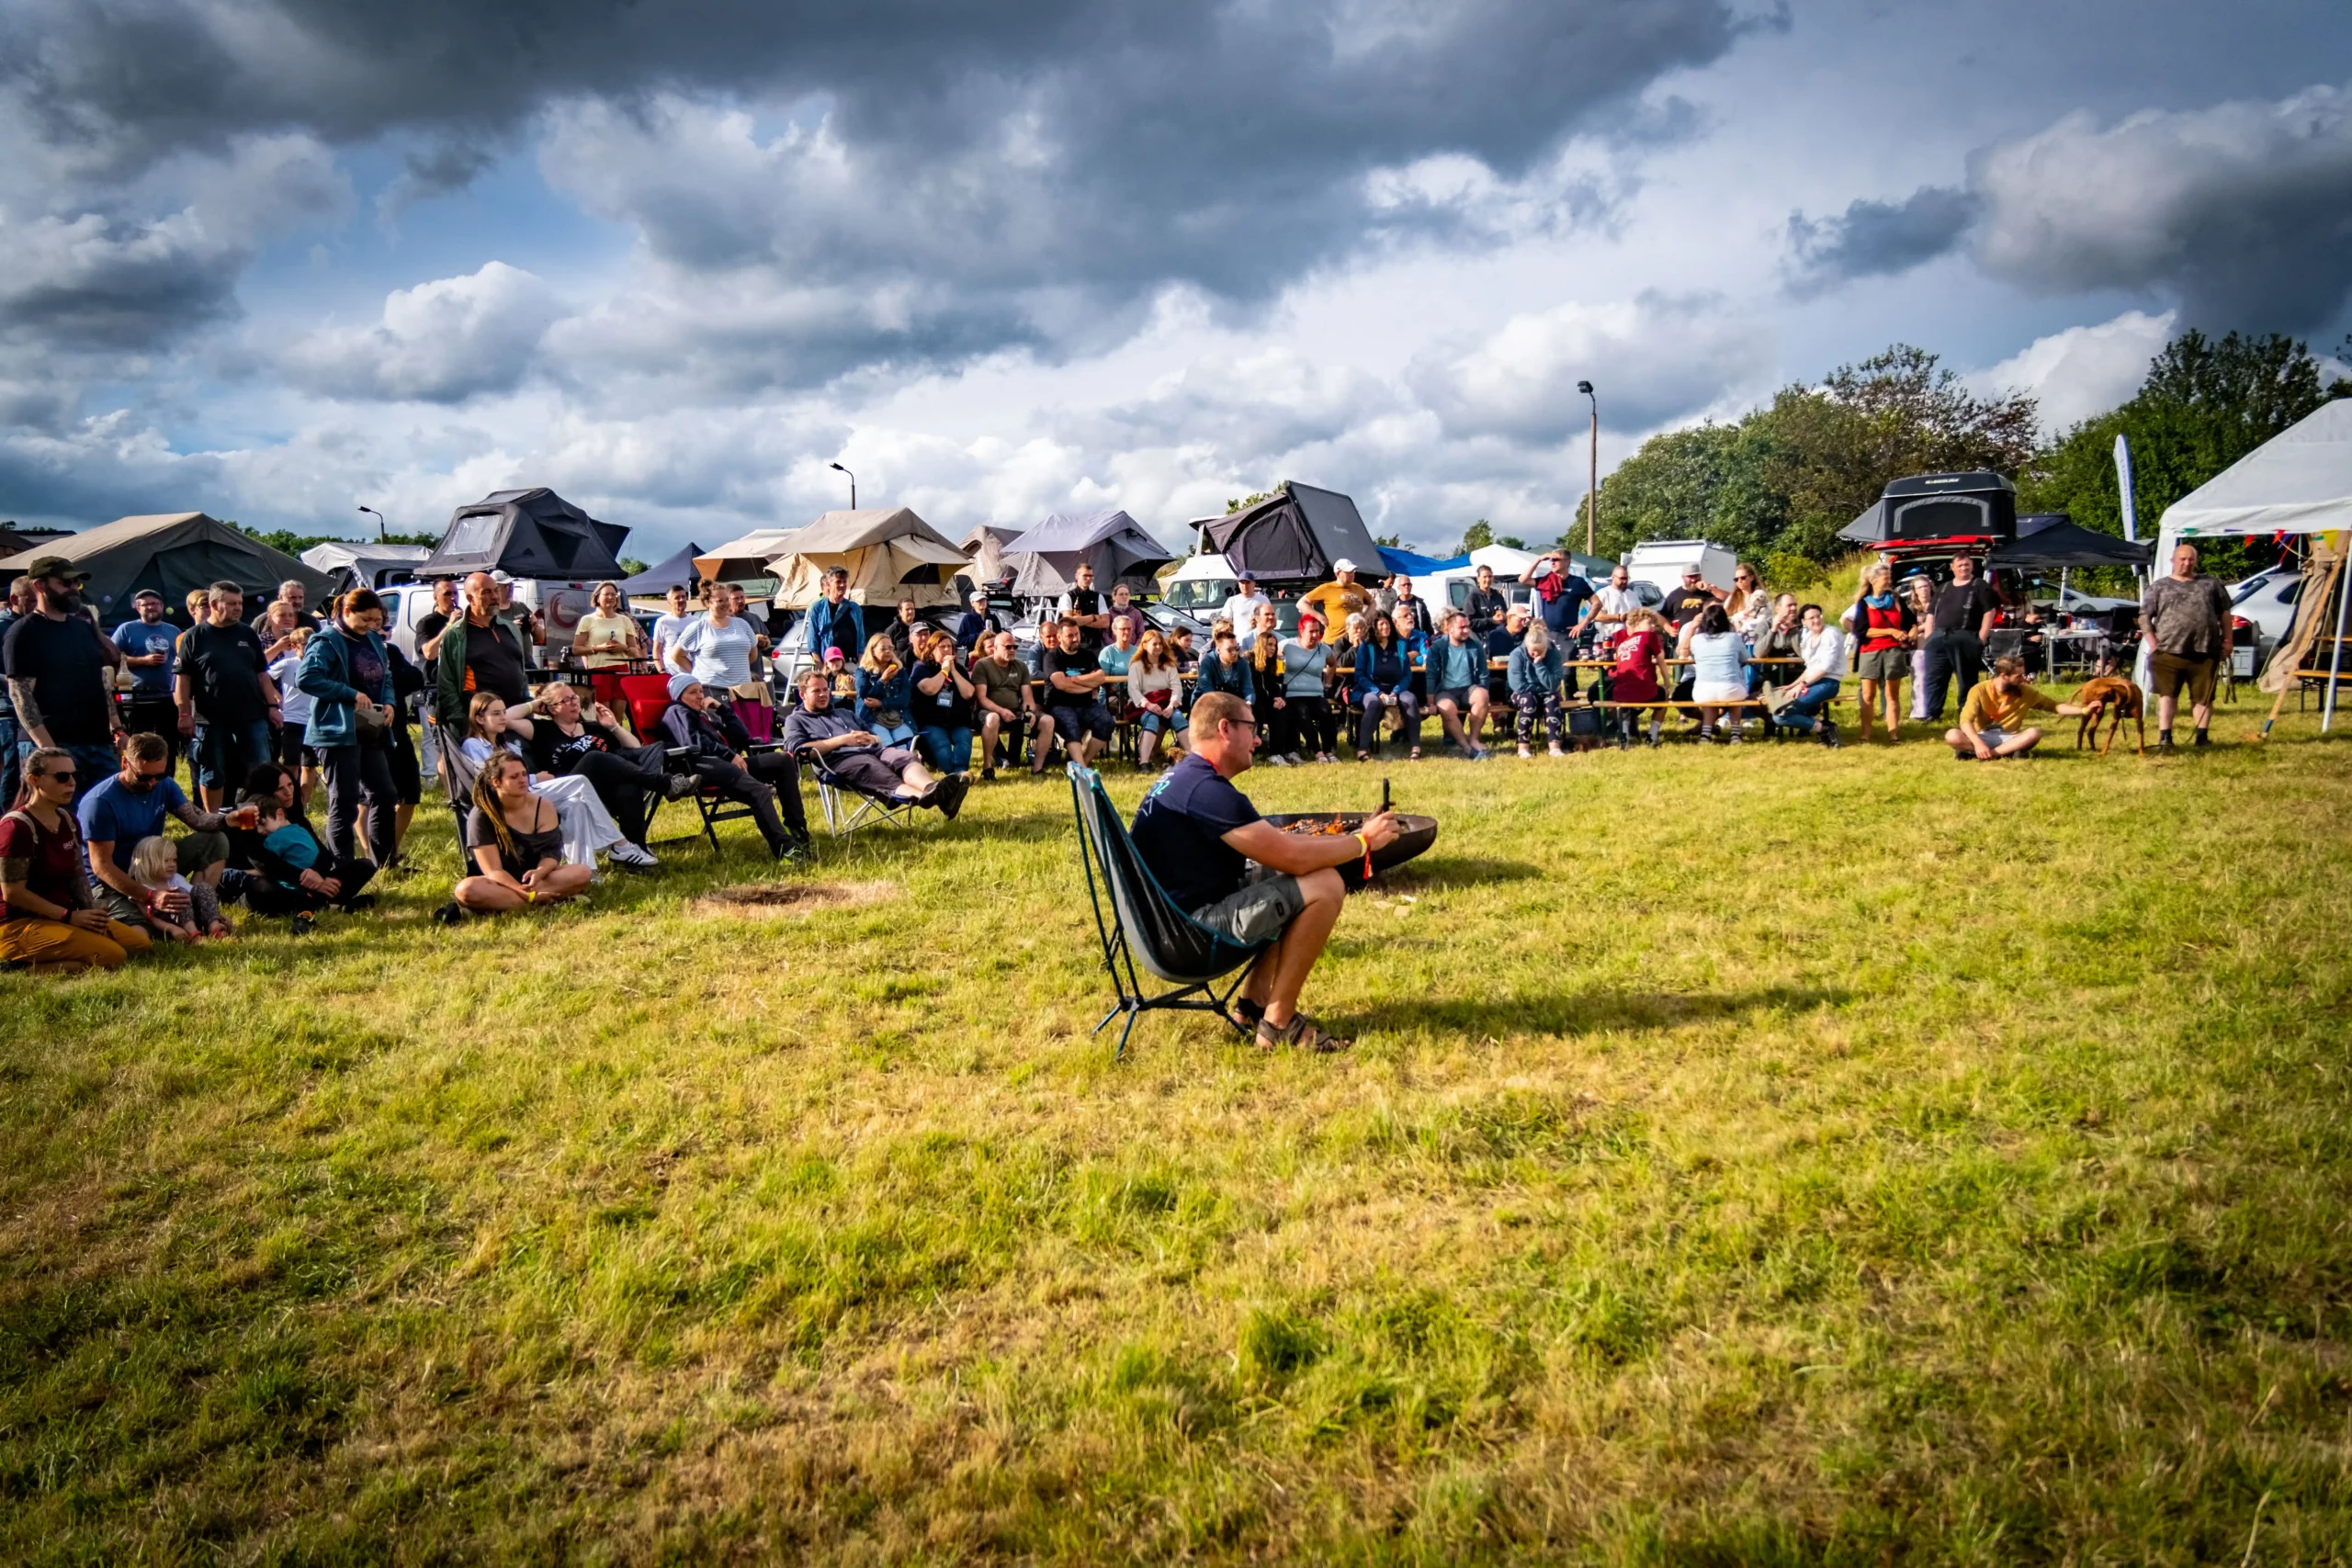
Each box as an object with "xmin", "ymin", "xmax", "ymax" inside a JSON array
[
  {"xmin": 247, "ymin": 795, "xmax": 377, "ymax": 923},
  {"xmin": 128, "ymin": 835, "xmax": 232, "ymax": 942}
]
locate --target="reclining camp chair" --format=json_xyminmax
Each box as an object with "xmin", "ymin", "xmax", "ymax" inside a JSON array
[
  {"xmin": 1066, "ymin": 761, "xmax": 1272, "ymax": 1058},
  {"xmin": 798, "ymin": 745, "xmax": 925, "ymax": 838},
  {"xmin": 433, "ymin": 719, "xmax": 483, "ymax": 877}
]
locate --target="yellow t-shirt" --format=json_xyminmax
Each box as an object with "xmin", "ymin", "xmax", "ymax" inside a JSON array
[
  {"xmin": 1298, "ymin": 580, "xmax": 1374, "ymax": 628},
  {"xmin": 572, "ymin": 610, "xmax": 639, "ymax": 667},
  {"xmin": 1959, "ymin": 679, "xmax": 2058, "ymax": 733}
]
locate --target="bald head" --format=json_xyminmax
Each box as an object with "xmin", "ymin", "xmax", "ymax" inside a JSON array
[{"xmin": 463, "ymin": 571, "xmax": 498, "ymax": 622}]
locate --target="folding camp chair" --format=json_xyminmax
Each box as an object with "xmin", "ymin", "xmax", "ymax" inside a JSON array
[
  {"xmin": 616, "ymin": 672, "xmax": 674, "ymax": 739},
  {"xmin": 801, "ymin": 748, "xmax": 925, "ymax": 838},
  {"xmin": 1065, "ymin": 761, "xmax": 1272, "ymax": 1058},
  {"xmin": 433, "ymin": 721, "xmax": 484, "ymax": 877},
  {"xmin": 666, "ymin": 741, "xmax": 797, "ymax": 855}
]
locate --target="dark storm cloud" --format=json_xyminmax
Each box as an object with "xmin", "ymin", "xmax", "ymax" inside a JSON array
[{"xmin": 1784, "ymin": 186, "xmax": 1977, "ymax": 292}]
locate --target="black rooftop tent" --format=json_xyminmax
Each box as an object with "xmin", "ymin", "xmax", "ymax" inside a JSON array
[
  {"xmin": 1001, "ymin": 510, "xmax": 1176, "ymax": 595},
  {"xmin": 1199, "ymin": 482, "xmax": 1389, "ymax": 583},
  {"xmin": 616, "ymin": 542, "xmax": 707, "ymax": 596},
  {"xmin": 1839, "ymin": 471, "xmax": 2019, "ymax": 547},
  {"xmin": 1987, "ymin": 513, "xmax": 2154, "ymax": 571},
  {"xmin": 417, "ymin": 488, "xmax": 630, "ymax": 581},
  {"xmin": 0, "ymin": 512, "xmax": 334, "ymax": 616}
]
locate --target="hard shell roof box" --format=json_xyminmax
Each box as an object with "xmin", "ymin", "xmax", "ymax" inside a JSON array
[{"xmin": 1845, "ymin": 471, "xmax": 2018, "ymax": 547}]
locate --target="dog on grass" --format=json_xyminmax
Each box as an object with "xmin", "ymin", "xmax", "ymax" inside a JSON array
[{"xmin": 2069, "ymin": 673, "xmax": 2145, "ymax": 756}]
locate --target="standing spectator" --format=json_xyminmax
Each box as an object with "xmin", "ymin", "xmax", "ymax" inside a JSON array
[
  {"xmin": 572, "ymin": 581, "xmax": 645, "ymax": 670},
  {"xmin": 1771, "ymin": 604, "xmax": 1846, "ymax": 746},
  {"xmin": 1350, "ymin": 613, "xmax": 1419, "ymax": 761},
  {"xmin": 266, "ymin": 628, "xmax": 319, "ymax": 800},
  {"xmin": 299, "ymin": 588, "xmax": 401, "ymax": 872},
  {"xmin": 1126, "ymin": 626, "xmax": 1186, "ymax": 770},
  {"xmin": 1902, "ymin": 575, "xmax": 1937, "ymax": 718},
  {"xmin": 1384, "ymin": 574, "xmax": 1431, "ymax": 632},
  {"xmin": 1426, "ymin": 610, "xmax": 1493, "ymax": 758},
  {"xmin": 1105, "ymin": 582, "xmax": 1149, "ymax": 649},
  {"xmin": 112, "ymin": 589, "xmax": 182, "ymax": 777},
  {"xmin": 662, "ymin": 676, "xmax": 815, "ymax": 852},
  {"xmin": 0, "ymin": 747, "xmax": 151, "ymax": 970},
  {"xmin": 1847, "ymin": 560, "xmax": 1915, "ymax": 744},
  {"xmin": 277, "ymin": 579, "xmax": 321, "ymax": 634},
  {"xmin": 1220, "ymin": 571, "xmax": 1272, "ymax": 634},
  {"xmin": 1526, "ymin": 549, "xmax": 1595, "ymax": 656},
  {"xmin": 1610, "ymin": 607, "xmax": 1671, "ymax": 746},
  {"xmin": 2140, "ymin": 542, "xmax": 2234, "ymax": 750},
  {"xmin": 413, "ymin": 578, "xmax": 460, "ymax": 661},
  {"xmin": 954, "ymin": 591, "xmax": 1002, "ymax": 651},
  {"xmin": 970, "ymin": 629, "xmax": 1049, "ymax": 776},
  {"xmin": 673, "ymin": 578, "xmax": 768, "ymax": 739},
  {"xmin": 488, "ymin": 573, "xmax": 540, "ymax": 660},
  {"xmin": 1589, "ymin": 563, "xmax": 1640, "ymax": 652},
  {"xmin": 1920, "ymin": 554, "xmax": 2000, "ymax": 721},
  {"xmin": 1247, "ymin": 621, "xmax": 1285, "ymax": 758},
  {"xmin": 1659, "ymin": 566, "xmax": 1720, "ymax": 633},
  {"xmin": 854, "ymin": 633, "xmax": 918, "ymax": 745},
  {"xmin": 454, "ymin": 752, "xmax": 594, "ymax": 914},
  {"xmin": 1685, "ymin": 603, "xmax": 1751, "ymax": 741},
  {"xmin": 804, "ymin": 569, "xmax": 865, "ymax": 668},
  {"xmin": 4, "ymin": 557, "xmax": 127, "ymax": 806},
  {"xmin": 783, "ymin": 670, "xmax": 964, "ymax": 818},
  {"xmin": 1277, "ymin": 615, "xmax": 1340, "ymax": 764},
  {"xmin": 729, "ymin": 583, "xmax": 771, "ymax": 643},
  {"xmin": 1464, "ymin": 564, "xmax": 1510, "ymax": 638},
  {"xmin": 433, "ymin": 571, "xmax": 534, "ymax": 726},
  {"xmin": 76, "ymin": 734, "xmax": 241, "ymax": 938},
  {"xmin": 1483, "ymin": 603, "xmax": 1527, "ymax": 715},
  {"xmin": 886, "ymin": 596, "xmax": 924, "ymax": 668},
  {"xmin": 1059, "ymin": 561, "xmax": 1111, "ymax": 659},
  {"xmin": 0, "ymin": 576, "xmax": 35, "ymax": 812},
  {"xmin": 910, "ymin": 627, "xmax": 979, "ymax": 775},
  {"xmin": 256, "ymin": 599, "xmax": 304, "ymax": 661},
  {"xmin": 1509, "ymin": 622, "xmax": 1570, "ymax": 757},
  {"xmin": 1945, "ymin": 656, "xmax": 2090, "ymax": 760},
  {"xmin": 1298, "ymin": 558, "xmax": 1374, "ymax": 631},
  {"xmin": 648, "ymin": 582, "xmax": 695, "ymax": 671},
  {"xmin": 1041, "ymin": 617, "xmax": 1116, "ymax": 767},
  {"xmin": 382, "ymin": 639, "xmax": 427, "ymax": 864}
]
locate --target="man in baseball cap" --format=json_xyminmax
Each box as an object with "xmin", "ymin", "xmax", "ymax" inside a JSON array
[
  {"xmin": 3, "ymin": 556, "xmax": 123, "ymax": 806},
  {"xmin": 1221, "ymin": 570, "xmax": 1272, "ymax": 634},
  {"xmin": 111, "ymin": 587, "xmax": 184, "ymax": 776},
  {"xmin": 1300, "ymin": 557, "xmax": 1374, "ymax": 629}
]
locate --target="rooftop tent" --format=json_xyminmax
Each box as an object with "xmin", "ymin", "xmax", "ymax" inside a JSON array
[
  {"xmin": 961, "ymin": 524, "xmax": 1023, "ymax": 585},
  {"xmin": 1001, "ymin": 510, "xmax": 1177, "ymax": 596},
  {"xmin": 1377, "ymin": 545, "xmax": 1466, "ymax": 577},
  {"xmin": 1838, "ymin": 471, "xmax": 2019, "ymax": 546},
  {"xmin": 2154, "ymin": 396, "xmax": 2352, "ymax": 557},
  {"xmin": 300, "ymin": 540, "xmax": 432, "ymax": 590},
  {"xmin": 1199, "ymin": 482, "xmax": 1390, "ymax": 584},
  {"xmin": 615, "ymin": 542, "xmax": 707, "ymax": 596},
  {"xmin": 417, "ymin": 488, "xmax": 630, "ymax": 581},
  {"xmin": 693, "ymin": 529, "xmax": 802, "ymax": 582},
  {"xmin": 0, "ymin": 512, "xmax": 334, "ymax": 616},
  {"xmin": 1986, "ymin": 513, "xmax": 2154, "ymax": 572},
  {"xmin": 763, "ymin": 507, "xmax": 970, "ymax": 609}
]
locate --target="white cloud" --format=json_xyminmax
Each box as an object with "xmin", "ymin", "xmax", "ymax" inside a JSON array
[
  {"xmin": 1967, "ymin": 309, "xmax": 2173, "ymax": 434},
  {"xmin": 278, "ymin": 262, "xmax": 560, "ymax": 402}
]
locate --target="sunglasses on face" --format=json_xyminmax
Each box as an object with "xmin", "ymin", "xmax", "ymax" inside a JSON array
[{"xmin": 44, "ymin": 769, "xmax": 76, "ymax": 782}]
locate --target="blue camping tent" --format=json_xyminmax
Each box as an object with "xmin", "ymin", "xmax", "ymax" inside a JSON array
[{"xmin": 1378, "ymin": 546, "xmax": 1467, "ymax": 577}]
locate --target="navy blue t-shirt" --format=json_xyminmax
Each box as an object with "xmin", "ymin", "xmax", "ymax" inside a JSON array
[
  {"xmin": 1532, "ymin": 571, "xmax": 1595, "ymax": 635},
  {"xmin": 1130, "ymin": 752, "xmax": 1261, "ymax": 911}
]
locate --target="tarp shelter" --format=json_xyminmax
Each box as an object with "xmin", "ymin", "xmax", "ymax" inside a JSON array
[
  {"xmin": 1199, "ymin": 482, "xmax": 1390, "ymax": 584},
  {"xmin": 692, "ymin": 529, "xmax": 802, "ymax": 582},
  {"xmin": 962, "ymin": 524, "xmax": 1022, "ymax": 585},
  {"xmin": 761, "ymin": 507, "xmax": 969, "ymax": 609},
  {"xmin": 417, "ymin": 489, "xmax": 629, "ymax": 581},
  {"xmin": 1985, "ymin": 514, "xmax": 2154, "ymax": 572},
  {"xmin": 1378, "ymin": 545, "xmax": 1466, "ymax": 577},
  {"xmin": 0, "ymin": 513, "xmax": 334, "ymax": 617},
  {"xmin": 300, "ymin": 541, "xmax": 431, "ymax": 590},
  {"xmin": 616, "ymin": 543, "xmax": 707, "ymax": 596},
  {"xmin": 1840, "ymin": 471, "xmax": 2020, "ymax": 547},
  {"xmin": 1001, "ymin": 510, "xmax": 1176, "ymax": 596}
]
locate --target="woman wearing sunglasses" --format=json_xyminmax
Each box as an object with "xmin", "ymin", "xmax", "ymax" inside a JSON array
[{"xmin": 0, "ymin": 747, "xmax": 153, "ymax": 970}]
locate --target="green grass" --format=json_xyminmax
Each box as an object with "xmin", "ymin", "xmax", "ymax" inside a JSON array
[{"xmin": 5, "ymin": 712, "xmax": 2351, "ymax": 1562}]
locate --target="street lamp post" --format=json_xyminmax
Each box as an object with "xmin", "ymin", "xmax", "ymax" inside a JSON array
[
  {"xmin": 356, "ymin": 504, "xmax": 387, "ymax": 542},
  {"xmin": 829, "ymin": 462, "xmax": 856, "ymax": 510},
  {"xmin": 1576, "ymin": 381, "xmax": 1598, "ymax": 558}
]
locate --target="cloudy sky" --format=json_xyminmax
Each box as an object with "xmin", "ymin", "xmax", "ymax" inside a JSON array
[{"xmin": 3, "ymin": 0, "xmax": 2348, "ymax": 558}]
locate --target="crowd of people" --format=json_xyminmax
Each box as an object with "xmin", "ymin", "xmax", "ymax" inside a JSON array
[{"xmin": 0, "ymin": 538, "xmax": 2244, "ymax": 978}]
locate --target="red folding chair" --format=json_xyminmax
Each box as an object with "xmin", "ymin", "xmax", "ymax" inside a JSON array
[{"xmin": 616, "ymin": 673, "xmax": 673, "ymax": 740}]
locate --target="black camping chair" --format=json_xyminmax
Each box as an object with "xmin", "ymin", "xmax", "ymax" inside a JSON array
[
  {"xmin": 801, "ymin": 748, "xmax": 925, "ymax": 838},
  {"xmin": 433, "ymin": 721, "xmax": 483, "ymax": 876},
  {"xmin": 658, "ymin": 741, "xmax": 790, "ymax": 854},
  {"xmin": 1066, "ymin": 761, "xmax": 1272, "ymax": 1058}
]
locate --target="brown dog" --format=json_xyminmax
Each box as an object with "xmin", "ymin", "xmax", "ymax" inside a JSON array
[{"xmin": 2070, "ymin": 674, "xmax": 2145, "ymax": 756}]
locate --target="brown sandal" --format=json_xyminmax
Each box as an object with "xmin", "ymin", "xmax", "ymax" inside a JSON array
[{"xmin": 1255, "ymin": 1013, "xmax": 1353, "ymax": 1054}]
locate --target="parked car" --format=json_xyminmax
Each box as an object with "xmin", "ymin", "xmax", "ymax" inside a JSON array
[
  {"xmin": 2228, "ymin": 568, "xmax": 2302, "ymax": 647},
  {"xmin": 1626, "ymin": 539, "xmax": 1737, "ymax": 594}
]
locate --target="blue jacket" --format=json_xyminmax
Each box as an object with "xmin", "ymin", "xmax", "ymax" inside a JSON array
[
  {"xmin": 1195, "ymin": 654, "xmax": 1254, "ymax": 705},
  {"xmin": 1509, "ymin": 641, "xmax": 1567, "ymax": 698},
  {"xmin": 297, "ymin": 624, "xmax": 394, "ymax": 748},
  {"xmin": 1427, "ymin": 636, "xmax": 1486, "ymax": 694},
  {"xmin": 1351, "ymin": 642, "xmax": 1410, "ymax": 698},
  {"xmin": 856, "ymin": 662, "xmax": 911, "ymax": 715},
  {"xmin": 806, "ymin": 597, "xmax": 865, "ymax": 665}
]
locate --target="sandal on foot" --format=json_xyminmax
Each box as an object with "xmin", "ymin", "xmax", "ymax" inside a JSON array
[
  {"xmin": 1254, "ymin": 1013, "xmax": 1353, "ymax": 1054},
  {"xmin": 1234, "ymin": 997, "xmax": 1265, "ymax": 1028}
]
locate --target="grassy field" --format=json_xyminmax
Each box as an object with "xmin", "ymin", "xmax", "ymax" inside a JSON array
[{"xmin": 5, "ymin": 705, "xmax": 2351, "ymax": 1563}]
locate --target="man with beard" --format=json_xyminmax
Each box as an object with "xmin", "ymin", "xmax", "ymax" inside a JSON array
[
  {"xmin": 4, "ymin": 557, "xmax": 129, "ymax": 807},
  {"xmin": 111, "ymin": 589, "xmax": 184, "ymax": 778}
]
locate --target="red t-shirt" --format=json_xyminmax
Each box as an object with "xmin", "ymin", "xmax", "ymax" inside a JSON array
[
  {"xmin": 0, "ymin": 807, "xmax": 86, "ymax": 922},
  {"xmin": 1611, "ymin": 630, "xmax": 1664, "ymax": 703},
  {"xmin": 1856, "ymin": 596, "xmax": 1913, "ymax": 654}
]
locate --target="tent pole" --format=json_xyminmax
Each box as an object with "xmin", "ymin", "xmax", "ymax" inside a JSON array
[{"xmin": 2327, "ymin": 548, "xmax": 2350, "ymax": 734}]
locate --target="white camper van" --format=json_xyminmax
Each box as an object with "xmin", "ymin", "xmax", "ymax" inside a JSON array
[
  {"xmin": 1160, "ymin": 552, "xmax": 1242, "ymax": 616},
  {"xmin": 1625, "ymin": 540, "xmax": 1737, "ymax": 595}
]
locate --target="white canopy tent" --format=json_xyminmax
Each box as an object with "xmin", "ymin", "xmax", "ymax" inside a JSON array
[{"xmin": 2153, "ymin": 397, "xmax": 2352, "ymax": 728}]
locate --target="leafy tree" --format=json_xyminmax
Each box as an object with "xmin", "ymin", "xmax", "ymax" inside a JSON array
[
  {"xmin": 230, "ymin": 523, "xmax": 438, "ymax": 554},
  {"xmin": 1372, "ymin": 532, "xmax": 1400, "ymax": 547},
  {"xmin": 1458, "ymin": 520, "xmax": 1493, "ymax": 553},
  {"xmin": 618, "ymin": 557, "xmax": 650, "ymax": 577}
]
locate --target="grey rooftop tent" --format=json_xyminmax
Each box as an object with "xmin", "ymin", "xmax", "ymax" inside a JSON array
[
  {"xmin": 1001, "ymin": 510, "xmax": 1176, "ymax": 595},
  {"xmin": 0, "ymin": 512, "xmax": 334, "ymax": 616},
  {"xmin": 961, "ymin": 523, "xmax": 1022, "ymax": 585},
  {"xmin": 416, "ymin": 488, "xmax": 629, "ymax": 581},
  {"xmin": 300, "ymin": 540, "xmax": 431, "ymax": 590},
  {"xmin": 1199, "ymin": 482, "xmax": 1389, "ymax": 584},
  {"xmin": 616, "ymin": 542, "xmax": 706, "ymax": 595},
  {"xmin": 1986, "ymin": 514, "xmax": 2154, "ymax": 571},
  {"xmin": 1839, "ymin": 472, "xmax": 2019, "ymax": 547}
]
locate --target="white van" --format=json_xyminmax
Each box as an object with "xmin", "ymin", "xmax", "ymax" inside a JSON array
[
  {"xmin": 378, "ymin": 579, "xmax": 596, "ymax": 666},
  {"xmin": 1160, "ymin": 553, "xmax": 1242, "ymax": 616},
  {"xmin": 1626, "ymin": 540, "xmax": 1737, "ymax": 594}
]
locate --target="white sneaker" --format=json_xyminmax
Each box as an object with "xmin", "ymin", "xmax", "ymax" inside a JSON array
[
  {"xmin": 1517, "ymin": 744, "xmax": 1532, "ymax": 759},
  {"xmin": 1548, "ymin": 744, "xmax": 1566, "ymax": 757},
  {"xmin": 608, "ymin": 840, "xmax": 659, "ymax": 870}
]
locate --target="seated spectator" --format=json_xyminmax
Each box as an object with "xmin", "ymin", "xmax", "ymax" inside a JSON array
[
  {"xmin": 660, "ymin": 675, "xmax": 813, "ymax": 856},
  {"xmin": 1105, "ymin": 582, "xmax": 1149, "ymax": 649},
  {"xmin": 1349, "ymin": 613, "xmax": 1420, "ymax": 761},
  {"xmin": 910, "ymin": 626, "xmax": 978, "ymax": 775},
  {"xmin": 783, "ymin": 670, "xmax": 967, "ymax": 818},
  {"xmin": 1196, "ymin": 626, "xmax": 1256, "ymax": 707},
  {"xmin": 822, "ymin": 646, "xmax": 860, "ymax": 712},
  {"xmin": 1610, "ymin": 608, "xmax": 1671, "ymax": 746},
  {"xmin": 1945, "ymin": 656, "xmax": 2089, "ymax": 760},
  {"xmin": 0, "ymin": 747, "xmax": 153, "ymax": 970},
  {"xmin": 1276, "ymin": 615, "xmax": 1339, "ymax": 764},
  {"xmin": 1751, "ymin": 592, "xmax": 1803, "ymax": 686},
  {"xmin": 1684, "ymin": 603, "xmax": 1751, "ymax": 742},
  {"xmin": 455, "ymin": 752, "xmax": 596, "ymax": 914},
  {"xmin": 1484, "ymin": 604, "xmax": 1528, "ymax": 712},
  {"xmin": 1509, "ymin": 622, "xmax": 1570, "ymax": 758},
  {"xmin": 1168, "ymin": 624, "xmax": 1199, "ymax": 674},
  {"xmin": 954, "ymin": 590, "xmax": 1004, "ymax": 651},
  {"xmin": 855, "ymin": 633, "xmax": 918, "ymax": 745},
  {"xmin": 1770, "ymin": 604, "xmax": 1846, "ymax": 747},
  {"xmin": 1246, "ymin": 626, "xmax": 1284, "ymax": 757},
  {"xmin": 1126, "ymin": 627, "xmax": 1187, "ymax": 770},
  {"xmin": 1129, "ymin": 693, "xmax": 1402, "ymax": 1053},
  {"xmin": 526, "ymin": 681, "xmax": 683, "ymax": 862},
  {"xmin": 129, "ymin": 835, "xmax": 231, "ymax": 942},
  {"xmin": 1425, "ymin": 610, "xmax": 1493, "ymax": 759},
  {"xmin": 1041, "ymin": 617, "xmax": 1116, "ymax": 768},
  {"xmin": 969, "ymin": 630, "xmax": 1049, "ymax": 778},
  {"xmin": 77, "ymin": 732, "xmax": 245, "ymax": 939},
  {"xmin": 461, "ymin": 694, "xmax": 657, "ymax": 871},
  {"xmin": 1097, "ymin": 613, "xmax": 1138, "ymax": 684},
  {"xmin": 243, "ymin": 792, "xmax": 377, "ymax": 922}
]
